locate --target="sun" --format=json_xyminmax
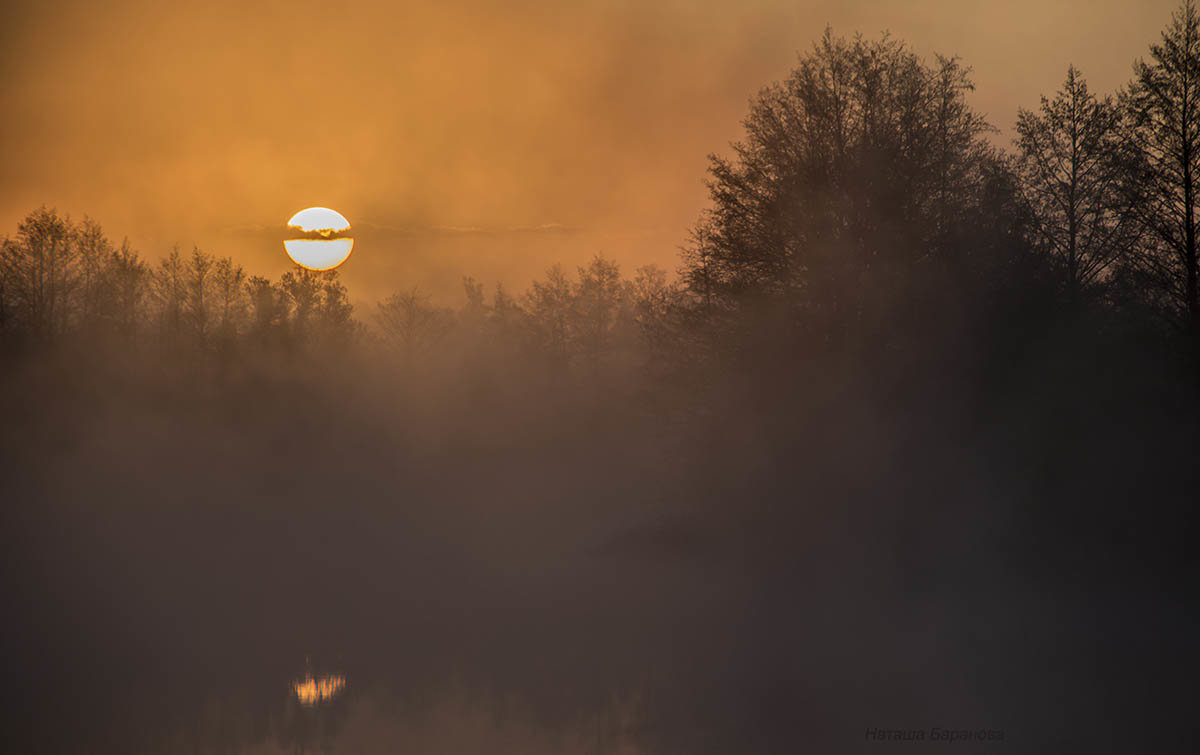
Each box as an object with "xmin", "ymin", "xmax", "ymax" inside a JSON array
[{"xmin": 284, "ymin": 207, "xmax": 354, "ymax": 271}]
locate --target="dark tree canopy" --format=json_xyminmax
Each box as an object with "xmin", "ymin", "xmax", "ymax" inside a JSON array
[{"xmin": 683, "ymin": 30, "xmax": 1007, "ymax": 341}]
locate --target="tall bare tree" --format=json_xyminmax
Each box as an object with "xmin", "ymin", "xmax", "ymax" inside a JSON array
[
  {"xmin": 184, "ymin": 247, "xmax": 215, "ymax": 343},
  {"xmin": 212, "ymin": 256, "xmax": 248, "ymax": 346},
  {"xmin": 75, "ymin": 217, "xmax": 113, "ymax": 325},
  {"xmin": 151, "ymin": 246, "xmax": 188, "ymax": 339},
  {"xmin": 571, "ymin": 255, "xmax": 626, "ymax": 360},
  {"xmin": 1124, "ymin": 0, "xmax": 1200, "ymax": 328},
  {"xmin": 523, "ymin": 265, "xmax": 574, "ymax": 361},
  {"xmin": 104, "ymin": 241, "xmax": 149, "ymax": 337},
  {"xmin": 0, "ymin": 207, "xmax": 79, "ymax": 339},
  {"xmin": 630, "ymin": 264, "xmax": 687, "ymax": 352},
  {"xmin": 1015, "ymin": 66, "xmax": 1140, "ymax": 300}
]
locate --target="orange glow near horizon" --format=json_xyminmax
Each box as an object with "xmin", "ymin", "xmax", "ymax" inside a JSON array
[{"xmin": 0, "ymin": 0, "xmax": 1178, "ymax": 303}]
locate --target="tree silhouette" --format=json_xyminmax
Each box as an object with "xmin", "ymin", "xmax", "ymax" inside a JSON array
[
  {"xmin": 212, "ymin": 256, "xmax": 249, "ymax": 348},
  {"xmin": 523, "ymin": 264, "xmax": 574, "ymax": 362},
  {"xmin": 571, "ymin": 255, "xmax": 627, "ymax": 362},
  {"xmin": 1015, "ymin": 66, "xmax": 1141, "ymax": 301},
  {"xmin": 280, "ymin": 268, "xmax": 356, "ymax": 348},
  {"xmin": 681, "ymin": 30, "xmax": 1001, "ymax": 342},
  {"xmin": 184, "ymin": 247, "xmax": 214, "ymax": 343},
  {"xmin": 0, "ymin": 207, "xmax": 79, "ymax": 340},
  {"xmin": 103, "ymin": 241, "xmax": 149, "ymax": 338},
  {"xmin": 375, "ymin": 289, "xmax": 454, "ymax": 357},
  {"xmin": 75, "ymin": 217, "xmax": 113, "ymax": 325},
  {"xmin": 151, "ymin": 246, "xmax": 188, "ymax": 340},
  {"xmin": 1123, "ymin": 0, "xmax": 1200, "ymax": 329},
  {"xmin": 246, "ymin": 274, "xmax": 288, "ymax": 346}
]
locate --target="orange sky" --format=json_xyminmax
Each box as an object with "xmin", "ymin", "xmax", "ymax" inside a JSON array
[{"xmin": 0, "ymin": 0, "xmax": 1177, "ymax": 304}]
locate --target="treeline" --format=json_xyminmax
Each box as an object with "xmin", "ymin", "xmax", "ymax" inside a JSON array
[
  {"xmin": 0, "ymin": 208, "xmax": 686, "ymax": 369},
  {"xmin": 3, "ymin": 2, "xmax": 1200, "ymax": 381},
  {"xmin": 683, "ymin": 2, "xmax": 1200, "ymax": 366},
  {"xmin": 376, "ymin": 260, "xmax": 687, "ymax": 368},
  {"xmin": 0, "ymin": 209, "xmax": 355, "ymax": 353}
]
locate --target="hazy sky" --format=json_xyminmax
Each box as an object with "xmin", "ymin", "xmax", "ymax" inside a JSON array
[{"xmin": 0, "ymin": 0, "xmax": 1177, "ymax": 303}]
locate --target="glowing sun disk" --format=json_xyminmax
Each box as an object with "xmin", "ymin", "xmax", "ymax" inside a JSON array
[
  {"xmin": 283, "ymin": 238, "xmax": 354, "ymax": 271},
  {"xmin": 284, "ymin": 207, "xmax": 354, "ymax": 271}
]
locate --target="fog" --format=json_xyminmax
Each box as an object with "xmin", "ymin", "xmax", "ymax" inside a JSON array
[
  {"xmin": 1, "ymin": 265, "xmax": 1193, "ymax": 753},
  {"xmin": 2, "ymin": 3, "xmax": 1198, "ymax": 754}
]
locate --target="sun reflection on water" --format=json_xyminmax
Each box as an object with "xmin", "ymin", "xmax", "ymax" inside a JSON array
[{"xmin": 293, "ymin": 673, "xmax": 346, "ymax": 706}]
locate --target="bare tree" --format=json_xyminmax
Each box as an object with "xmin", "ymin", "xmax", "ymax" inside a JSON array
[
  {"xmin": 151, "ymin": 246, "xmax": 188, "ymax": 340},
  {"xmin": 281, "ymin": 268, "xmax": 356, "ymax": 348},
  {"xmin": 75, "ymin": 217, "xmax": 113, "ymax": 326},
  {"xmin": 1123, "ymin": 0, "xmax": 1200, "ymax": 328},
  {"xmin": 104, "ymin": 241, "xmax": 149, "ymax": 338},
  {"xmin": 490, "ymin": 283, "xmax": 521, "ymax": 331},
  {"xmin": 212, "ymin": 256, "xmax": 248, "ymax": 346},
  {"xmin": 246, "ymin": 275, "xmax": 287, "ymax": 345},
  {"xmin": 682, "ymin": 30, "xmax": 999, "ymax": 338},
  {"xmin": 1015, "ymin": 66, "xmax": 1140, "ymax": 299},
  {"xmin": 630, "ymin": 264, "xmax": 687, "ymax": 351},
  {"xmin": 184, "ymin": 247, "xmax": 215, "ymax": 344},
  {"xmin": 0, "ymin": 207, "xmax": 79, "ymax": 339},
  {"xmin": 523, "ymin": 264, "xmax": 573, "ymax": 361},
  {"xmin": 375, "ymin": 289, "xmax": 453, "ymax": 357},
  {"xmin": 316, "ymin": 271, "xmax": 355, "ymax": 343},
  {"xmin": 462, "ymin": 276, "xmax": 487, "ymax": 321},
  {"xmin": 571, "ymin": 255, "xmax": 626, "ymax": 360}
]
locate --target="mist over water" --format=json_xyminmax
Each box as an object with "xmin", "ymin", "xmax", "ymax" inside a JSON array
[
  {"xmin": 3, "ymin": 4, "xmax": 1199, "ymax": 754},
  {"xmin": 2, "ymin": 310, "xmax": 1194, "ymax": 753}
]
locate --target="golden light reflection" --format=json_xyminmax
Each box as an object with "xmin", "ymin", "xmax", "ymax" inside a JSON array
[
  {"xmin": 283, "ymin": 238, "xmax": 354, "ymax": 271},
  {"xmin": 293, "ymin": 672, "xmax": 346, "ymax": 706}
]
